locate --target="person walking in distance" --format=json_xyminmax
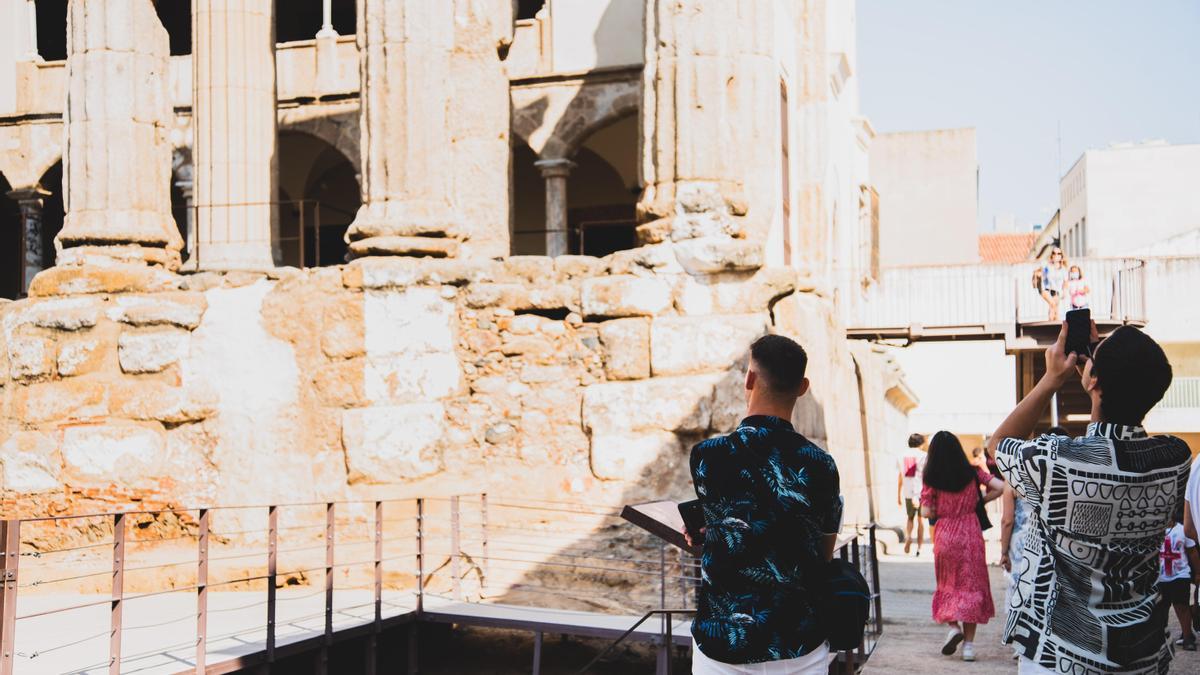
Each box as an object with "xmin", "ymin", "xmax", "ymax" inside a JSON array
[
  {"xmin": 687, "ymin": 335, "xmax": 843, "ymax": 674},
  {"xmin": 921, "ymin": 431, "xmax": 1005, "ymax": 662},
  {"xmin": 1159, "ymin": 503, "xmax": 1197, "ymax": 651},
  {"xmin": 989, "ymin": 322, "xmax": 1192, "ymax": 674},
  {"xmin": 898, "ymin": 433, "xmax": 927, "ymax": 556}
]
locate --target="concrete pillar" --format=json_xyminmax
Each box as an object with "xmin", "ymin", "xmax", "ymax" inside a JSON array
[
  {"xmin": 191, "ymin": 0, "xmax": 277, "ymax": 270},
  {"xmin": 8, "ymin": 186, "xmax": 50, "ymax": 292},
  {"xmin": 314, "ymin": 0, "xmax": 339, "ymax": 97},
  {"xmin": 345, "ymin": 0, "xmax": 459, "ymax": 259},
  {"xmin": 56, "ymin": 0, "xmax": 183, "ymax": 269},
  {"xmin": 535, "ymin": 159, "xmax": 574, "ymax": 257},
  {"xmin": 637, "ymin": 0, "xmax": 777, "ymax": 269}
]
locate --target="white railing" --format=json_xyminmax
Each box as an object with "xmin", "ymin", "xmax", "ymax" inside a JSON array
[
  {"xmin": 843, "ymin": 258, "xmax": 1147, "ymax": 333},
  {"xmin": 1161, "ymin": 377, "xmax": 1200, "ymax": 409}
]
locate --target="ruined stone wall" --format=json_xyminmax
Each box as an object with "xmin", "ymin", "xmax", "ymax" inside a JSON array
[{"xmin": 0, "ymin": 248, "xmax": 884, "ymax": 527}]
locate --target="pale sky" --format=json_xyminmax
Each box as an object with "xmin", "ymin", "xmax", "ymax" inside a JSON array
[{"xmin": 857, "ymin": 0, "xmax": 1200, "ymax": 233}]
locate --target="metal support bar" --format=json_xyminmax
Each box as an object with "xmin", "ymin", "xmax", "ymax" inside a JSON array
[
  {"xmin": 0, "ymin": 520, "xmax": 20, "ymax": 675},
  {"xmin": 367, "ymin": 500, "xmax": 382, "ymax": 675},
  {"xmin": 298, "ymin": 199, "xmax": 307, "ymax": 269},
  {"xmin": 110, "ymin": 513, "xmax": 126, "ymax": 675},
  {"xmin": 869, "ymin": 526, "xmax": 883, "ymax": 637},
  {"xmin": 266, "ymin": 505, "xmax": 278, "ymax": 662},
  {"xmin": 532, "ymin": 631, "xmax": 542, "ymax": 675},
  {"xmin": 450, "ymin": 496, "xmax": 461, "ymax": 600},
  {"xmin": 410, "ymin": 498, "xmax": 424, "ymax": 675},
  {"xmin": 480, "ymin": 493, "xmax": 489, "ymax": 596},
  {"xmin": 197, "ymin": 508, "xmax": 210, "ymax": 672},
  {"xmin": 319, "ymin": 502, "xmax": 335, "ymax": 675}
]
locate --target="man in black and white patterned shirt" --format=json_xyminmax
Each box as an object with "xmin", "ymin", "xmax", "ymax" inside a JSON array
[{"xmin": 988, "ymin": 323, "xmax": 1192, "ymax": 674}]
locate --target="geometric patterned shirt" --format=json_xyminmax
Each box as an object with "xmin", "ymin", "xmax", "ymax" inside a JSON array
[
  {"xmin": 689, "ymin": 415, "xmax": 843, "ymax": 664},
  {"xmin": 996, "ymin": 423, "xmax": 1192, "ymax": 674}
]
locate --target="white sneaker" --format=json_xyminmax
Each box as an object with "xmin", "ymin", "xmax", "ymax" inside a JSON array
[
  {"xmin": 942, "ymin": 629, "xmax": 964, "ymax": 655},
  {"xmin": 962, "ymin": 643, "xmax": 976, "ymax": 662}
]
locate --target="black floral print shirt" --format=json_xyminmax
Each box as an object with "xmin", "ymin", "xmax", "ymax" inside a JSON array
[{"xmin": 689, "ymin": 415, "xmax": 843, "ymax": 664}]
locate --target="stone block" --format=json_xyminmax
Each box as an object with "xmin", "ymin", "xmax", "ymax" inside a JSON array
[
  {"xmin": 590, "ymin": 431, "xmax": 683, "ymax": 481},
  {"xmin": 580, "ymin": 276, "xmax": 672, "ymax": 319},
  {"xmin": 321, "ymin": 299, "xmax": 365, "ymax": 359},
  {"xmin": 61, "ymin": 423, "xmax": 166, "ymax": 488},
  {"xmin": 364, "ymin": 288, "xmax": 455, "ymax": 356},
  {"xmin": 348, "ymin": 236, "xmax": 459, "ymax": 259},
  {"xmin": 365, "ymin": 352, "xmax": 462, "ymax": 403},
  {"xmin": 311, "ymin": 359, "xmax": 367, "ymax": 408},
  {"xmin": 519, "ymin": 365, "xmax": 571, "ymax": 385},
  {"xmin": 502, "ymin": 256, "xmax": 555, "ymax": 282},
  {"xmin": 674, "ymin": 267, "xmax": 797, "ymax": 315},
  {"xmin": 23, "ymin": 297, "xmax": 103, "ymax": 331},
  {"xmin": 341, "ymin": 404, "xmax": 445, "ymax": 483},
  {"xmin": 464, "ymin": 283, "xmax": 578, "ymax": 311},
  {"xmin": 14, "ymin": 380, "xmax": 108, "ymax": 424},
  {"xmin": 108, "ymin": 293, "xmax": 207, "ymax": 329},
  {"xmin": 506, "ymin": 314, "xmax": 545, "ymax": 336},
  {"xmin": 28, "ymin": 264, "xmax": 180, "ymax": 297},
  {"xmin": 109, "ymin": 381, "xmax": 218, "ymax": 424},
  {"xmin": 0, "ymin": 431, "xmax": 61, "ymax": 493},
  {"xmin": 673, "ymin": 238, "xmax": 763, "ymax": 275},
  {"xmin": 57, "ymin": 336, "xmax": 105, "ymax": 377},
  {"xmin": 499, "ymin": 335, "xmax": 554, "ymax": 358},
  {"xmin": 118, "ymin": 329, "xmax": 189, "ymax": 374},
  {"xmin": 605, "ymin": 244, "xmax": 686, "ymax": 276},
  {"xmin": 553, "ymin": 255, "xmax": 606, "ymax": 280},
  {"xmin": 581, "ymin": 374, "xmax": 722, "ymax": 435},
  {"xmin": 650, "ymin": 314, "xmax": 767, "ymax": 376},
  {"xmin": 597, "ymin": 318, "xmax": 650, "ymax": 380},
  {"xmin": 346, "ymin": 257, "xmax": 498, "ymax": 289},
  {"xmin": 8, "ymin": 334, "xmax": 54, "ymax": 380}
]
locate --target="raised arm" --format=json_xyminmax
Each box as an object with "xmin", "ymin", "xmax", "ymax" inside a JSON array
[
  {"xmin": 999, "ymin": 487, "xmax": 1016, "ymax": 570},
  {"xmin": 987, "ymin": 322, "xmax": 1078, "ymax": 459}
]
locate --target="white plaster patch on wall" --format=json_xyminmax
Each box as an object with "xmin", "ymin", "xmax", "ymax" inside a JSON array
[
  {"xmin": 61, "ymin": 424, "xmax": 164, "ymax": 487},
  {"xmin": 341, "ymin": 404, "xmax": 445, "ymax": 483},
  {"xmin": 363, "ymin": 288, "xmax": 462, "ymax": 404},
  {"xmin": 180, "ymin": 281, "xmax": 305, "ymax": 503}
]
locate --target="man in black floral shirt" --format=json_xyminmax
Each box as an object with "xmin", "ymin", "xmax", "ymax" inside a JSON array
[{"xmin": 688, "ymin": 335, "xmax": 843, "ymax": 674}]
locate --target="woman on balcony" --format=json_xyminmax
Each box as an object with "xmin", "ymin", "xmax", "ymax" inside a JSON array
[{"xmin": 1038, "ymin": 248, "xmax": 1069, "ymax": 321}]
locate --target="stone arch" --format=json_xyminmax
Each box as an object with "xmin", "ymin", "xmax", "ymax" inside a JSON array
[
  {"xmin": 276, "ymin": 130, "xmax": 361, "ymax": 267},
  {"xmin": 279, "ymin": 113, "xmax": 360, "ymax": 179},
  {"xmin": 511, "ymin": 77, "xmax": 640, "ymax": 161}
]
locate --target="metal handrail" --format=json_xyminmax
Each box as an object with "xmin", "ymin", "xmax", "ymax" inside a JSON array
[{"xmin": 575, "ymin": 608, "xmax": 695, "ymax": 675}]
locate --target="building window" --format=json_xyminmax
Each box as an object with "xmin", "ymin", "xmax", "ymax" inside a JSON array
[
  {"xmin": 35, "ymin": 0, "xmax": 67, "ymax": 61},
  {"xmin": 517, "ymin": 0, "xmax": 547, "ymax": 21}
]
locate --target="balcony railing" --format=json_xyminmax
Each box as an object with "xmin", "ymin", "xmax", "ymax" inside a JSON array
[
  {"xmin": 842, "ymin": 258, "xmax": 1147, "ymax": 338},
  {"xmin": 1160, "ymin": 377, "xmax": 1200, "ymax": 409}
]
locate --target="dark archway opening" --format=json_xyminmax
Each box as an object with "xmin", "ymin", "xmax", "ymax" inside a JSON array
[
  {"xmin": 277, "ymin": 131, "xmax": 359, "ymax": 267},
  {"xmin": 516, "ymin": 0, "xmax": 546, "ymax": 21},
  {"xmin": 37, "ymin": 162, "xmax": 65, "ymax": 270},
  {"xmin": 154, "ymin": 0, "xmax": 193, "ymax": 56},
  {"xmin": 276, "ymin": 0, "xmax": 356, "ymax": 43},
  {"xmin": 510, "ymin": 141, "xmax": 546, "ymax": 256},
  {"xmin": 34, "ymin": 0, "xmax": 67, "ymax": 61},
  {"xmin": 0, "ymin": 174, "xmax": 23, "ymax": 300}
]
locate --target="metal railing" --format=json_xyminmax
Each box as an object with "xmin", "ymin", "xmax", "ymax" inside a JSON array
[
  {"xmin": 842, "ymin": 258, "xmax": 1147, "ymax": 334},
  {"xmin": 186, "ymin": 199, "xmax": 355, "ymax": 269},
  {"xmin": 0, "ymin": 494, "xmax": 705, "ymax": 674}
]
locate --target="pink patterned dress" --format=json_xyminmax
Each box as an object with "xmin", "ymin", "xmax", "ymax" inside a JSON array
[{"xmin": 922, "ymin": 468, "xmax": 995, "ymax": 625}]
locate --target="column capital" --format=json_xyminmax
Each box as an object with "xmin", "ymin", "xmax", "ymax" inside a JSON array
[
  {"xmin": 534, "ymin": 158, "xmax": 576, "ymax": 179},
  {"xmin": 6, "ymin": 186, "xmax": 51, "ymax": 205}
]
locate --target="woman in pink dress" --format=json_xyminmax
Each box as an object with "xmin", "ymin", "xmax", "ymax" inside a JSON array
[{"xmin": 921, "ymin": 431, "xmax": 1005, "ymax": 662}]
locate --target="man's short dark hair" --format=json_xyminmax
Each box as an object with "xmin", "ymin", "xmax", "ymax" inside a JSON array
[
  {"xmin": 907, "ymin": 433, "xmax": 925, "ymax": 449},
  {"xmin": 749, "ymin": 334, "xmax": 807, "ymax": 394},
  {"xmin": 1092, "ymin": 326, "xmax": 1172, "ymax": 425}
]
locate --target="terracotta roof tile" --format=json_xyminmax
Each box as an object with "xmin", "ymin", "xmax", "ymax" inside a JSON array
[{"xmin": 979, "ymin": 233, "xmax": 1037, "ymax": 264}]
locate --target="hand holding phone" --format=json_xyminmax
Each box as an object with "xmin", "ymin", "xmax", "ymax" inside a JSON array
[
  {"xmin": 678, "ymin": 499, "xmax": 705, "ymax": 543},
  {"xmin": 1064, "ymin": 308, "xmax": 1091, "ymax": 359}
]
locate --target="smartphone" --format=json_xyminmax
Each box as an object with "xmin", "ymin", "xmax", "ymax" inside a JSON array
[
  {"xmin": 678, "ymin": 500, "xmax": 705, "ymax": 537},
  {"xmin": 1065, "ymin": 308, "xmax": 1091, "ymax": 358}
]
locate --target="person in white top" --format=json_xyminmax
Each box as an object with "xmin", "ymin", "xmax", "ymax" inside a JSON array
[
  {"xmin": 897, "ymin": 433, "xmax": 927, "ymax": 555},
  {"xmin": 1160, "ymin": 504, "xmax": 1197, "ymax": 651}
]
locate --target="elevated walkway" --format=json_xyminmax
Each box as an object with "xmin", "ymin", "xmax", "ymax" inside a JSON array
[{"xmin": 843, "ymin": 258, "xmax": 1146, "ymax": 352}]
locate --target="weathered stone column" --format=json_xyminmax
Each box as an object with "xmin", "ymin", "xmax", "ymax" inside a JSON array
[
  {"xmin": 191, "ymin": 0, "xmax": 277, "ymax": 270},
  {"xmin": 23, "ymin": 0, "xmax": 40, "ymax": 61},
  {"xmin": 56, "ymin": 0, "xmax": 183, "ymax": 268},
  {"xmin": 314, "ymin": 0, "xmax": 339, "ymax": 97},
  {"xmin": 637, "ymin": 0, "xmax": 777, "ymax": 272},
  {"xmin": 535, "ymin": 158, "xmax": 574, "ymax": 257},
  {"xmin": 8, "ymin": 186, "xmax": 50, "ymax": 291},
  {"xmin": 345, "ymin": 0, "xmax": 459, "ymax": 259}
]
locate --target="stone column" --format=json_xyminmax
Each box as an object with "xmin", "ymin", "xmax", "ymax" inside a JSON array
[
  {"xmin": 637, "ymin": 0, "xmax": 776, "ymax": 271},
  {"xmin": 8, "ymin": 187, "xmax": 50, "ymax": 291},
  {"xmin": 55, "ymin": 0, "xmax": 182, "ymax": 269},
  {"xmin": 535, "ymin": 158, "xmax": 574, "ymax": 257},
  {"xmin": 314, "ymin": 0, "xmax": 339, "ymax": 97},
  {"xmin": 191, "ymin": 0, "xmax": 277, "ymax": 270},
  {"xmin": 345, "ymin": 0, "xmax": 459, "ymax": 259},
  {"xmin": 23, "ymin": 0, "xmax": 40, "ymax": 61}
]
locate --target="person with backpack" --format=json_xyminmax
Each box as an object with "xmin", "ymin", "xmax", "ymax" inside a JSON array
[
  {"xmin": 686, "ymin": 335, "xmax": 844, "ymax": 674},
  {"xmin": 921, "ymin": 431, "xmax": 1005, "ymax": 662},
  {"xmin": 898, "ymin": 433, "xmax": 927, "ymax": 556}
]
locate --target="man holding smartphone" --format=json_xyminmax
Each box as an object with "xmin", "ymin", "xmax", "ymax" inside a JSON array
[
  {"xmin": 687, "ymin": 335, "xmax": 843, "ymax": 674},
  {"xmin": 987, "ymin": 322, "xmax": 1192, "ymax": 674}
]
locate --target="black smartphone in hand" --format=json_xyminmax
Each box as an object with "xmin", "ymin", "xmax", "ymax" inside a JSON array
[
  {"xmin": 678, "ymin": 499, "xmax": 705, "ymax": 539},
  {"xmin": 1065, "ymin": 308, "xmax": 1091, "ymax": 359}
]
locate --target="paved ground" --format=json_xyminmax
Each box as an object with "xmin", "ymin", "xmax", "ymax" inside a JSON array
[{"xmin": 864, "ymin": 550, "xmax": 1200, "ymax": 674}]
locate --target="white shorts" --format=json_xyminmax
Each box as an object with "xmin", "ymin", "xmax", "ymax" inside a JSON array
[
  {"xmin": 692, "ymin": 642, "xmax": 830, "ymax": 674},
  {"xmin": 1018, "ymin": 657, "xmax": 1055, "ymax": 674}
]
